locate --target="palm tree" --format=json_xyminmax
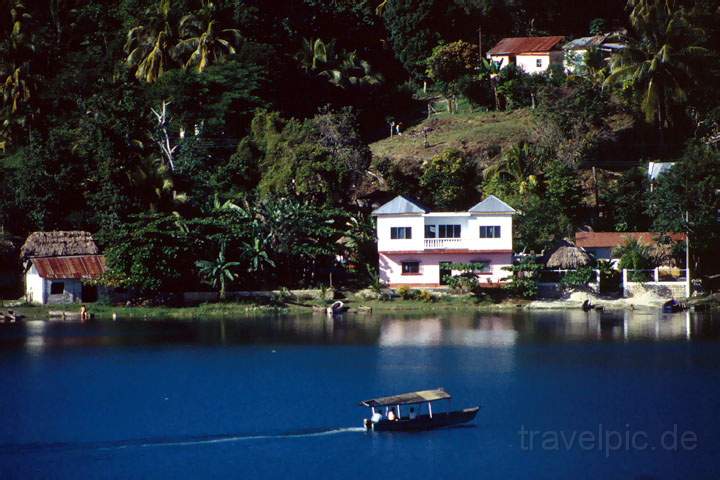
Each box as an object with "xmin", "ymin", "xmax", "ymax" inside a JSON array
[
  {"xmin": 296, "ymin": 38, "xmax": 382, "ymax": 89},
  {"xmin": 125, "ymin": 0, "xmax": 174, "ymax": 83},
  {"xmin": 479, "ymin": 58, "xmax": 503, "ymax": 110},
  {"xmin": 296, "ymin": 38, "xmax": 333, "ymax": 73},
  {"xmin": 322, "ymin": 51, "xmax": 383, "ymax": 89},
  {"xmin": 196, "ymin": 242, "xmax": 241, "ymax": 300},
  {"xmin": 241, "ymin": 237, "xmax": 275, "ymax": 273},
  {"xmin": 127, "ymin": 156, "xmax": 188, "ymax": 212},
  {"xmin": 375, "ymin": 0, "xmax": 388, "ymax": 15},
  {"xmin": 603, "ymin": 0, "xmax": 707, "ymax": 137},
  {"xmin": 1, "ymin": 1, "xmax": 36, "ymax": 144},
  {"xmin": 484, "ymin": 142, "xmax": 541, "ymax": 194},
  {"xmin": 173, "ymin": 2, "xmax": 242, "ymax": 73}
]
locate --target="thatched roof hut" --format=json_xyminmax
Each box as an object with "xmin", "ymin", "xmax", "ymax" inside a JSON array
[
  {"xmin": 544, "ymin": 239, "xmax": 592, "ymax": 269},
  {"xmin": 21, "ymin": 231, "xmax": 99, "ymax": 259}
]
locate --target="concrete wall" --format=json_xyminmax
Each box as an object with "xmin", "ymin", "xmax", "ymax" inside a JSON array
[
  {"xmin": 25, "ymin": 265, "xmax": 85, "ymax": 304},
  {"xmin": 623, "ymin": 282, "xmax": 686, "ymax": 299},
  {"xmin": 45, "ymin": 279, "xmax": 83, "ymax": 304},
  {"xmin": 376, "ymin": 214, "xmax": 425, "ymax": 252},
  {"xmin": 25, "ymin": 265, "xmax": 45, "ymax": 304},
  {"xmin": 379, "ymin": 252, "xmax": 512, "ymax": 287},
  {"xmin": 489, "ymin": 55, "xmax": 512, "ymax": 68}
]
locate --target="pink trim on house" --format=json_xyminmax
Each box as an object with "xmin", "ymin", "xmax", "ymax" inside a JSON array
[{"xmin": 380, "ymin": 252, "xmax": 512, "ymax": 287}]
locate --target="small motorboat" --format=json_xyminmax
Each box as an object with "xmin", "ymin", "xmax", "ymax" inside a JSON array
[
  {"xmin": 662, "ymin": 299, "xmax": 685, "ymax": 313},
  {"xmin": 360, "ymin": 388, "xmax": 479, "ymax": 432}
]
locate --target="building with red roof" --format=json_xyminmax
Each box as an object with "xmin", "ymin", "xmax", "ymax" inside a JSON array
[
  {"xmin": 486, "ymin": 36, "xmax": 565, "ymax": 74},
  {"xmin": 21, "ymin": 231, "xmax": 106, "ymax": 304},
  {"xmin": 575, "ymin": 231, "xmax": 686, "ymax": 263}
]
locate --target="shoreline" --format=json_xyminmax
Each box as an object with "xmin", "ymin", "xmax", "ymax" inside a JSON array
[
  {"xmin": 3, "ymin": 292, "xmax": 687, "ymax": 321},
  {"xmin": 5, "ymin": 288, "xmax": 715, "ymax": 322}
]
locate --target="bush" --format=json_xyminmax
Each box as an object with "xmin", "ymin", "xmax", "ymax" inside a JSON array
[
  {"xmin": 396, "ymin": 285, "xmax": 420, "ymax": 300},
  {"xmin": 560, "ymin": 267, "xmax": 596, "ymax": 288},
  {"xmin": 418, "ymin": 289, "xmax": 435, "ymax": 302},
  {"xmin": 444, "ymin": 273, "xmax": 479, "ymax": 293},
  {"xmin": 502, "ymin": 257, "xmax": 542, "ymax": 299}
]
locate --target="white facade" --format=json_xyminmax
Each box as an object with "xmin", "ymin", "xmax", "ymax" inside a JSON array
[
  {"xmin": 488, "ymin": 52, "xmax": 563, "ymax": 74},
  {"xmin": 25, "ymin": 263, "xmax": 84, "ymax": 305},
  {"xmin": 376, "ymin": 213, "xmax": 513, "ymax": 253},
  {"xmin": 516, "ymin": 52, "xmax": 563, "ymax": 74},
  {"xmin": 372, "ymin": 196, "xmax": 515, "ymax": 287}
]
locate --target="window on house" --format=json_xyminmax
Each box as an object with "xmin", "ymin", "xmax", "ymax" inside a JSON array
[
  {"xmin": 50, "ymin": 282, "xmax": 65, "ymax": 295},
  {"xmin": 401, "ymin": 261, "xmax": 420, "ymax": 274},
  {"xmin": 424, "ymin": 225, "xmax": 437, "ymax": 238},
  {"xmin": 390, "ymin": 227, "xmax": 412, "ymax": 239},
  {"xmin": 536, "ymin": 58, "xmax": 542, "ymax": 67},
  {"xmin": 438, "ymin": 224, "xmax": 461, "ymax": 238},
  {"xmin": 480, "ymin": 226, "xmax": 501, "ymax": 238}
]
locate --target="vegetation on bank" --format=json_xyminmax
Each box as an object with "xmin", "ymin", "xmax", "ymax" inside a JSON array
[
  {"xmin": 8, "ymin": 292, "xmax": 525, "ymax": 320},
  {"xmin": 1, "ymin": 0, "xmax": 719, "ymax": 303}
]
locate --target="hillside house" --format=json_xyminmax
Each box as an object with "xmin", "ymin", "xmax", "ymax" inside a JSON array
[
  {"xmin": 371, "ymin": 195, "xmax": 516, "ymax": 288},
  {"xmin": 486, "ymin": 36, "xmax": 565, "ymax": 74},
  {"xmin": 21, "ymin": 231, "xmax": 106, "ymax": 304},
  {"xmin": 562, "ymin": 34, "xmax": 625, "ymax": 73}
]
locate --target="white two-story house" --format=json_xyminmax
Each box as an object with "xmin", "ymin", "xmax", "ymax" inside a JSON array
[{"xmin": 371, "ymin": 195, "xmax": 516, "ymax": 288}]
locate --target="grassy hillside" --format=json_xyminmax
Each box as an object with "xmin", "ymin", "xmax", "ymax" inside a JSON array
[{"xmin": 370, "ymin": 108, "xmax": 535, "ymax": 166}]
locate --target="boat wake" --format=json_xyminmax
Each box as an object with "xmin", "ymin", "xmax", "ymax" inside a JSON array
[{"xmin": 0, "ymin": 427, "xmax": 366, "ymax": 455}]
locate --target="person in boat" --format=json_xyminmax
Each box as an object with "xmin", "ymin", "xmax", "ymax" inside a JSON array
[
  {"xmin": 387, "ymin": 409, "xmax": 397, "ymax": 421},
  {"xmin": 409, "ymin": 407, "xmax": 416, "ymax": 420},
  {"xmin": 371, "ymin": 410, "xmax": 383, "ymax": 423}
]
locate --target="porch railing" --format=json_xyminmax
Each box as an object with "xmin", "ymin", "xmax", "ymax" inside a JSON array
[{"xmin": 424, "ymin": 238, "xmax": 462, "ymax": 249}]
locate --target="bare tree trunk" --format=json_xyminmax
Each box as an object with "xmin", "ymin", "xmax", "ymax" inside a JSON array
[{"xmin": 151, "ymin": 101, "xmax": 177, "ymax": 171}]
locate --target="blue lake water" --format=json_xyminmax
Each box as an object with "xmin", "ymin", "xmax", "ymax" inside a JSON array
[{"xmin": 1, "ymin": 310, "xmax": 720, "ymax": 479}]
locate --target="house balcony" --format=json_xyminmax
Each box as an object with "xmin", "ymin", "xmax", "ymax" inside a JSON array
[{"xmin": 424, "ymin": 238, "xmax": 463, "ymax": 249}]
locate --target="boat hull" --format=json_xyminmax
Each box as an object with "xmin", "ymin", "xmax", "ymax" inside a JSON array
[{"xmin": 367, "ymin": 407, "xmax": 479, "ymax": 432}]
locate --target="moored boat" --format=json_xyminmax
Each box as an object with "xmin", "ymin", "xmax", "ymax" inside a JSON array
[
  {"xmin": 360, "ymin": 388, "xmax": 479, "ymax": 432},
  {"xmin": 662, "ymin": 299, "xmax": 686, "ymax": 313}
]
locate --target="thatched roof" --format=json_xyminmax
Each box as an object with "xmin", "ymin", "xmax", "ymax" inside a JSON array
[
  {"xmin": 21, "ymin": 231, "xmax": 99, "ymax": 259},
  {"xmin": 545, "ymin": 239, "xmax": 592, "ymax": 269}
]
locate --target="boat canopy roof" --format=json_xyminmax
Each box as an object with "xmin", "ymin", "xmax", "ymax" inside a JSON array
[{"xmin": 360, "ymin": 388, "xmax": 450, "ymax": 407}]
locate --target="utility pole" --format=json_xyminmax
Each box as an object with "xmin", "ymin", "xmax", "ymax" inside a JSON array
[
  {"xmin": 592, "ymin": 166, "xmax": 600, "ymax": 225},
  {"xmin": 478, "ymin": 26, "xmax": 483, "ymax": 60},
  {"xmin": 685, "ymin": 211, "xmax": 691, "ymax": 298}
]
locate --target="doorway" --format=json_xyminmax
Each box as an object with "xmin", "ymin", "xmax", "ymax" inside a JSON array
[{"xmin": 439, "ymin": 262, "xmax": 452, "ymax": 285}]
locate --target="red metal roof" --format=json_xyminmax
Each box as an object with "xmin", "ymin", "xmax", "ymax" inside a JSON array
[
  {"xmin": 575, "ymin": 232, "xmax": 686, "ymax": 249},
  {"xmin": 487, "ymin": 36, "xmax": 565, "ymax": 55},
  {"xmin": 31, "ymin": 255, "xmax": 107, "ymax": 279}
]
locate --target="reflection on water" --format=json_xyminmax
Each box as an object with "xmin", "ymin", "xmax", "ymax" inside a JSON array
[{"xmin": 0, "ymin": 310, "xmax": 719, "ymax": 353}]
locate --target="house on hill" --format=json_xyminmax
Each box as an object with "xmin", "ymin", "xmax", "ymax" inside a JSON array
[
  {"xmin": 21, "ymin": 231, "xmax": 106, "ymax": 304},
  {"xmin": 371, "ymin": 195, "xmax": 516, "ymax": 288},
  {"xmin": 486, "ymin": 36, "xmax": 565, "ymax": 74},
  {"xmin": 562, "ymin": 34, "xmax": 625, "ymax": 73}
]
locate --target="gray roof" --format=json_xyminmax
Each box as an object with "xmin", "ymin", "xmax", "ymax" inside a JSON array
[
  {"xmin": 563, "ymin": 36, "xmax": 605, "ymax": 50},
  {"xmin": 360, "ymin": 388, "xmax": 450, "ymax": 407},
  {"xmin": 469, "ymin": 195, "xmax": 516, "ymax": 214},
  {"xmin": 371, "ymin": 195, "xmax": 426, "ymax": 215}
]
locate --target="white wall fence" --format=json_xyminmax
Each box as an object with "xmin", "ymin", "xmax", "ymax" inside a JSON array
[
  {"xmin": 537, "ymin": 268, "xmax": 688, "ymax": 299},
  {"xmin": 622, "ymin": 268, "xmax": 688, "ymax": 299}
]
